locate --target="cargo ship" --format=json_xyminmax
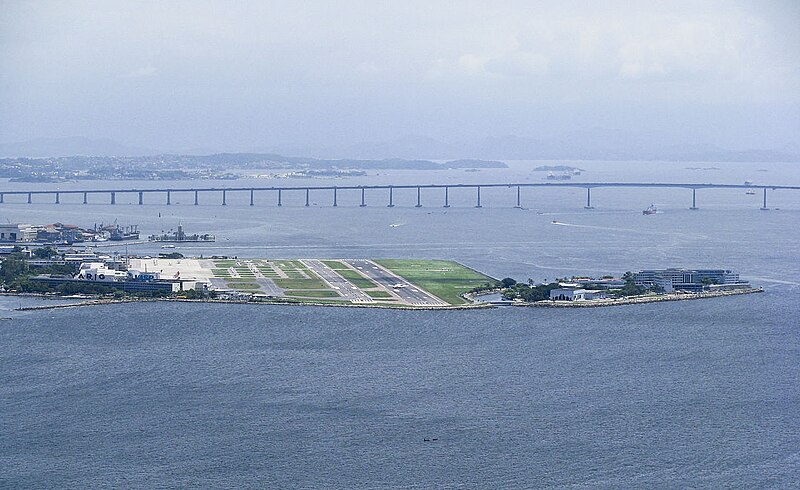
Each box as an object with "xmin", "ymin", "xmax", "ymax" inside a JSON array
[
  {"xmin": 148, "ymin": 224, "xmax": 215, "ymax": 243},
  {"xmin": 93, "ymin": 222, "xmax": 140, "ymax": 241},
  {"xmin": 109, "ymin": 224, "xmax": 140, "ymax": 241}
]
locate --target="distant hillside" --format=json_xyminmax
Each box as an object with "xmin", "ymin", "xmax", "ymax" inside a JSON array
[
  {"xmin": 0, "ymin": 137, "xmax": 158, "ymax": 158},
  {"xmin": 0, "ymin": 153, "xmax": 508, "ymax": 182},
  {"xmin": 2, "ymin": 134, "xmax": 797, "ymax": 162},
  {"xmin": 272, "ymin": 133, "xmax": 800, "ymax": 163}
]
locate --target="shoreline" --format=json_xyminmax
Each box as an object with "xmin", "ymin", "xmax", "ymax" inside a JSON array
[
  {"xmin": 7, "ymin": 287, "xmax": 764, "ymax": 312},
  {"xmin": 511, "ymin": 287, "xmax": 764, "ymax": 308},
  {"xmin": 9, "ymin": 294, "xmax": 493, "ymax": 312}
]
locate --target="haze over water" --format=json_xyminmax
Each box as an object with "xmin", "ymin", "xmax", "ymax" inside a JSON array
[
  {"xmin": 1, "ymin": 161, "xmax": 799, "ymax": 487},
  {"xmin": 2, "ymin": 0, "xmax": 800, "ymax": 486}
]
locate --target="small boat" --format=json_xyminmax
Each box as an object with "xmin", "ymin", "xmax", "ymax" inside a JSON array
[
  {"xmin": 161, "ymin": 244, "xmax": 176, "ymax": 249},
  {"xmin": 744, "ymin": 180, "xmax": 754, "ymax": 186},
  {"xmin": 745, "ymin": 189, "xmax": 756, "ymax": 195},
  {"xmin": 643, "ymin": 204, "xmax": 658, "ymax": 215}
]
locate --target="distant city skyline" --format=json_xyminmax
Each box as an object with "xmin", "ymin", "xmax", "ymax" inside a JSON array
[{"xmin": 1, "ymin": 1, "xmax": 798, "ymax": 156}]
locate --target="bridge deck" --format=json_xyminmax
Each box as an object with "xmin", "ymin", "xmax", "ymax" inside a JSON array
[{"xmin": 1, "ymin": 182, "xmax": 799, "ymax": 195}]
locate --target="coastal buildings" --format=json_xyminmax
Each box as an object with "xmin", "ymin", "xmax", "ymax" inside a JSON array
[
  {"xmin": 0, "ymin": 222, "xmax": 138, "ymax": 244},
  {"xmin": 32, "ymin": 261, "xmax": 200, "ymax": 293},
  {"xmin": 0, "ymin": 223, "xmax": 37, "ymax": 242},
  {"xmin": 634, "ymin": 268, "xmax": 749, "ymax": 293},
  {"xmin": 549, "ymin": 288, "xmax": 608, "ymax": 301}
]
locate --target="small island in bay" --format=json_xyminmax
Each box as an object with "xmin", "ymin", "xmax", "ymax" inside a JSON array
[
  {"xmin": 0, "ymin": 234, "xmax": 760, "ymax": 309},
  {"xmin": 533, "ymin": 165, "xmax": 585, "ymax": 172}
]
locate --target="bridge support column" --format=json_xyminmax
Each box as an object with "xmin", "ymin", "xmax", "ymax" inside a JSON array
[
  {"xmin": 514, "ymin": 186, "xmax": 521, "ymax": 208},
  {"xmin": 250, "ymin": 189, "xmax": 254, "ymax": 206},
  {"xmin": 387, "ymin": 186, "xmax": 394, "ymax": 207},
  {"xmin": 139, "ymin": 192, "xmax": 144, "ymax": 205},
  {"xmin": 222, "ymin": 190, "xmax": 226, "ymax": 206},
  {"xmin": 443, "ymin": 187, "xmax": 449, "ymax": 208},
  {"xmin": 83, "ymin": 192, "xmax": 87, "ymax": 204},
  {"xmin": 0, "ymin": 194, "xmax": 4, "ymax": 204},
  {"xmin": 584, "ymin": 188, "xmax": 594, "ymax": 209},
  {"xmin": 193, "ymin": 191, "xmax": 198, "ymax": 205},
  {"xmin": 305, "ymin": 188, "xmax": 310, "ymax": 207},
  {"xmin": 690, "ymin": 189, "xmax": 698, "ymax": 210},
  {"xmin": 475, "ymin": 186, "xmax": 482, "ymax": 208},
  {"xmin": 277, "ymin": 189, "xmax": 282, "ymax": 206},
  {"xmin": 27, "ymin": 192, "xmax": 32, "ymax": 204},
  {"xmin": 761, "ymin": 188, "xmax": 769, "ymax": 210},
  {"xmin": 166, "ymin": 191, "xmax": 171, "ymax": 205},
  {"xmin": 55, "ymin": 192, "xmax": 60, "ymax": 204},
  {"xmin": 415, "ymin": 187, "xmax": 422, "ymax": 207},
  {"xmin": 360, "ymin": 188, "xmax": 366, "ymax": 207},
  {"xmin": 333, "ymin": 187, "xmax": 337, "ymax": 207},
  {"xmin": 110, "ymin": 192, "xmax": 116, "ymax": 205}
]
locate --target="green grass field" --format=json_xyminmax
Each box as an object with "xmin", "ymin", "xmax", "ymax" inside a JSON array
[
  {"xmin": 321, "ymin": 260, "xmax": 348, "ymax": 270},
  {"xmin": 366, "ymin": 290, "xmax": 393, "ymax": 299},
  {"xmin": 373, "ymin": 259, "xmax": 497, "ymax": 305},
  {"xmin": 333, "ymin": 268, "xmax": 377, "ymax": 289},
  {"xmin": 274, "ymin": 278, "xmax": 329, "ymax": 290},
  {"xmin": 202, "ymin": 258, "xmax": 496, "ymax": 307},
  {"xmin": 226, "ymin": 282, "xmax": 261, "ymax": 290},
  {"xmin": 284, "ymin": 290, "xmax": 342, "ymax": 298}
]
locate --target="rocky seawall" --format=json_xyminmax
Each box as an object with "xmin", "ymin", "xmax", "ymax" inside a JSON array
[{"xmin": 515, "ymin": 287, "xmax": 763, "ymax": 308}]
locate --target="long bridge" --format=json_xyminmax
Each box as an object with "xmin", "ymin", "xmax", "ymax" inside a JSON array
[{"xmin": 1, "ymin": 182, "xmax": 798, "ymax": 210}]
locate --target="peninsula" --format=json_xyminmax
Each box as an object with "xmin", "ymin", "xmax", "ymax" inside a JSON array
[{"xmin": 0, "ymin": 246, "xmax": 761, "ymax": 310}]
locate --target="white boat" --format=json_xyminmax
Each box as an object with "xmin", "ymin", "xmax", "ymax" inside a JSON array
[
  {"xmin": 744, "ymin": 180, "xmax": 754, "ymax": 186},
  {"xmin": 161, "ymin": 244, "xmax": 176, "ymax": 249},
  {"xmin": 643, "ymin": 204, "xmax": 658, "ymax": 215},
  {"xmin": 745, "ymin": 189, "xmax": 756, "ymax": 195}
]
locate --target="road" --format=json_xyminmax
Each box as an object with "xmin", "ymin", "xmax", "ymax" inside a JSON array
[{"xmin": 345, "ymin": 259, "xmax": 448, "ymax": 307}]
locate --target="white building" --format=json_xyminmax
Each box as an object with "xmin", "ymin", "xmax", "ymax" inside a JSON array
[
  {"xmin": 634, "ymin": 268, "xmax": 746, "ymax": 293},
  {"xmin": 550, "ymin": 289, "xmax": 608, "ymax": 301},
  {"xmin": 0, "ymin": 224, "xmax": 37, "ymax": 242},
  {"xmin": 551, "ymin": 288, "xmax": 587, "ymax": 301},
  {"xmin": 75, "ymin": 262, "xmax": 128, "ymax": 282}
]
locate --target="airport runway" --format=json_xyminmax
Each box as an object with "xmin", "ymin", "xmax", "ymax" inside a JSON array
[
  {"xmin": 209, "ymin": 278, "xmax": 230, "ymax": 290},
  {"xmin": 345, "ymin": 259, "xmax": 448, "ymax": 307},
  {"xmin": 255, "ymin": 278, "xmax": 284, "ymax": 296},
  {"xmin": 301, "ymin": 259, "xmax": 374, "ymax": 303}
]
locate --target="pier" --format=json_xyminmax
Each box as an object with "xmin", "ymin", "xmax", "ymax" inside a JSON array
[{"xmin": 0, "ymin": 182, "xmax": 797, "ymax": 209}]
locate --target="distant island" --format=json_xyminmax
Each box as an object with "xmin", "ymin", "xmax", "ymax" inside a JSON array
[
  {"xmin": 533, "ymin": 165, "xmax": 585, "ymax": 172},
  {"xmin": 0, "ymin": 153, "xmax": 507, "ymax": 182}
]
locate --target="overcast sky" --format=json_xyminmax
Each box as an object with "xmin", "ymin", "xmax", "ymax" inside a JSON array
[{"xmin": 1, "ymin": 0, "xmax": 798, "ymax": 152}]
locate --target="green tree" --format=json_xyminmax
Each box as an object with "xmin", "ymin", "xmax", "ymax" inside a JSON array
[
  {"xmin": 500, "ymin": 277, "xmax": 517, "ymax": 288},
  {"xmin": 33, "ymin": 246, "xmax": 59, "ymax": 259},
  {"xmin": 0, "ymin": 254, "xmax": 29, "ymax": 283}
]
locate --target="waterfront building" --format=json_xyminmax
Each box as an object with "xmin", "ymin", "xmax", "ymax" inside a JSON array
[
  {"xmin": 0, "ymin": 224, "xmax": 37, "ymax": 242},
  {"xmin": 31, "ymin": 260, "xmax": 198, "ymax": 293},
  {"xmin": 550, "ymin": 288, "xmax": 608, "ymax": 301},
  {"xmin": 634, "ymin": 268, "xmax": 748, "ymax": 293}
]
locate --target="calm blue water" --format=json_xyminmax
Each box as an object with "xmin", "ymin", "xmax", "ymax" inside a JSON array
[{"xmin": 1, "ymin": 161, "xmax": 799, "ymax": 487}]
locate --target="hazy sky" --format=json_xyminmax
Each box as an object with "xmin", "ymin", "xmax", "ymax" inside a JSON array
[{"xmin": 1, "ymin": 0, "xmax": 799, "ymax": 152}]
